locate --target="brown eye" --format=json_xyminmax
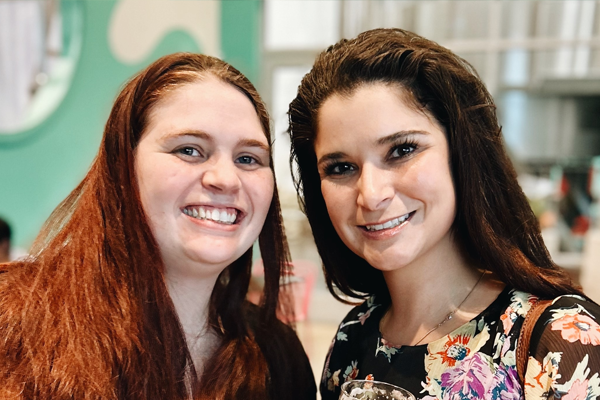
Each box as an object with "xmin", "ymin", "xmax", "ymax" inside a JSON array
[
  {"xmin": 390, "ymin": 143, "xmax": 417, "ymax": 159},
  {"xmin": 325, "ymin": 162, "xmax": 355, "ymax": 176}
]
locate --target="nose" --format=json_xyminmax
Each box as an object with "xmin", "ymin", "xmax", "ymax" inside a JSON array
[
  {"xmin": 356, "ymin": 163, "xmax": 394, "ymax": 211},
  {"xmin": 200, "ymin": 155, "xmax": 241, "ymax": 193}
]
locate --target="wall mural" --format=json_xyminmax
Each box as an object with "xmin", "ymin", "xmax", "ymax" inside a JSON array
[{"xmin": 108, "ymin": 0, "xmax": 220, "ymax": 64}]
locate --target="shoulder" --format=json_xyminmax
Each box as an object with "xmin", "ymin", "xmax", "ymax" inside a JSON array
[
  {"xmin": 244, "ymin": 302, "xmax": 303, "ymax": 348},
  {"xmin": 244, "ymin": 302, "xmax": 317, "ymax": 400},
  {"xmin": 341, "ymin": 296, "xmax": 385, "ymax": 326},
  {"xmin": 340, "ymin": 295, "xmax": 385, "ymax": 330},
  {"xmin": 479, "ymin": 287, "xmax": 535, "ymax": 338},
  {"xmin": 501, "ymin": 289, "xmax": 600, "ymax": 347},
  {"xmin": 320, "ymin": 297, "xmax": 384, "ymax": 391},
  {"xmin": 503, "ymin": 288, "xmax": 539, "ymax": 315},
  {"xmin": 531, "ymin": 294, "xmax": 600, "ymax": 350},
  {"xmin": 523, "ymin": 294, "xmax": 600, "ymax": 399},
  {"xmin": 327, "ymin": 296, "xmax": 384, "ymax": 346}
]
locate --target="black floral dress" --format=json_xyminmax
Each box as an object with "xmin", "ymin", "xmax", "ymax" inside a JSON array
[{"xmin": 320, "ymin": 288, "xmax": 600, "ymax": 400}]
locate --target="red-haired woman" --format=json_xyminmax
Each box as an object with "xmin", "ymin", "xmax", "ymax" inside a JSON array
[
  {"xmin": 288, "ymin": 28, "xmax": 600, "ymax": 400},
  {"xmin": 0, "ymin": 53, "xmax": 316, "ymax": 400}
]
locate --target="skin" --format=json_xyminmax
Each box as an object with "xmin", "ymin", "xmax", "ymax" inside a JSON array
[
  {"xmin": 134, "ymin": 76, "xmax": 274, "ymax": 369},
  {"xmin": 315, "ymin": 83, "xmax": 503, "ymax": 346}
]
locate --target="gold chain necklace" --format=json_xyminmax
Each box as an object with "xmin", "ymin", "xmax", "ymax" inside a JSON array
[
  {"xmin": 380, "ymin": 270, "xmax": 486, "ymax": 347},
  {"xmin": 412, "ymin": 270, "xmax": 486, "ymax": 346}
]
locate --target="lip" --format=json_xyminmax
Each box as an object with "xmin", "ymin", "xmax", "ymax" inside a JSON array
[
  {"xmin": 358, "ymin": 211, "xmax": 415, "ymax": 239},
  {"xmin": 181, "ymin": 203, "xmax": 247, "ymax": 229}
]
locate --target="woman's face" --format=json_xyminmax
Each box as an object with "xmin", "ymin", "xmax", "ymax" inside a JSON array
[
  {"xmin": 135, "ymin": 76, "xmax": 274, "ymax": 281},
  {"xmin": 314, "ymin": 83, "xmax": 457, "ymax": 272}
]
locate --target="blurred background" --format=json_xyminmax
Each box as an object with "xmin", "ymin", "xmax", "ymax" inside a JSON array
[{"xmin": 1, "ymin": 0, "xmax": 600, "ymax": 390}]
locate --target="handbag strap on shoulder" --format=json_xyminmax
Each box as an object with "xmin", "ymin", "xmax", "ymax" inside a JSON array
[{"xmin": 516, "ymin": 299, "xmax": 552, "ymax": 384}]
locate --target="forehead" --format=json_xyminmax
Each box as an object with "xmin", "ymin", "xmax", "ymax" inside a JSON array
[
  {"xmin": 315, "ymin": 83, "xmax": 443, "ymax": 147},
  {"xmin": 144, "ymin": 76, "xmax": 268, "ymax": 144},
  {"xmin": 319, "ymin": 82, "xmax": 423, "ymax": 115}
]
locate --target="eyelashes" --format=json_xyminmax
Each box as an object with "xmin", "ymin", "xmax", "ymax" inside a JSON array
[
  {"xmin": 236, "ymin": 154, "xmax": 268, "ymax": 167},
  {"xmin": 389, "ymin": 141, "xmax": 418, "ymax": 159},
  {"xmin": 173, "ymin": 146, "xmax": 269, "ymax": 168},
  {"xmin": 320, "ymin": 140, "xmax": 419, "ymax": 178},
  {"xmin": 175, "ymin": 146, "xmax": 203, "ymax": 158},
  {"xmin": 322, "ymin": 162, "xmax": 355, "ymax": 176}
]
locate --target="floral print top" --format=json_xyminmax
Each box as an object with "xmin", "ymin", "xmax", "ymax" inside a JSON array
[{"xmin": 320, "ymin": 288, "xmax": 600, "ymax": 400}]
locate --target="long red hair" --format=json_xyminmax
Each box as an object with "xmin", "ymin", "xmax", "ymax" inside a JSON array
[{"xmin": 0, "ymin": 53, "xmax": 291, "ymax": 399}]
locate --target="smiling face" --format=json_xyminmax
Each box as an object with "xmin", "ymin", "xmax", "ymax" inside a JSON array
[
  {"xmin": 314, "ymin": 83, "xmax": 458, "ymax": 272},
  {"xmin": 134, "ymin": 76, "xmax": 274, "ymax": 281}
]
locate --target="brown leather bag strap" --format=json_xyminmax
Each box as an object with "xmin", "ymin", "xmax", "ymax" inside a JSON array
[{"xmin": 517, "ymin": 299, "xmax": 552, "ymax": 384}]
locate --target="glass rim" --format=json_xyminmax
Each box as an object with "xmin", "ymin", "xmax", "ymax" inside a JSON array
[{"xmin": 340, "ymin": 379, "xmax": 415, "ymax": 397}]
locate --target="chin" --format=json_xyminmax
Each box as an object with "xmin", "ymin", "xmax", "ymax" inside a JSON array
[
  {"xmin": 195, "ymin": 254, "xmax": 240, "ymax": 268},
  {"xmin": 183, "ymin": 239, "xmax": 250, "ymax": 264},
  {"xmin": 372, "ymin": 262, "xmax": 408, "ymax": 273},
  {"xmin": 363, "ymin": 252, "xmax": 413, "ymax": 272}
]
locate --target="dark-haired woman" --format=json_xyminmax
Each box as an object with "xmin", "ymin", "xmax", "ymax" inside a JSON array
[
  {"xmin": 0, "ymin": 53, "xmax": 316, "ymax": 400},
  {"xmin": 288, "ymin": 28, "xmax": 600, "ymax": 400}
]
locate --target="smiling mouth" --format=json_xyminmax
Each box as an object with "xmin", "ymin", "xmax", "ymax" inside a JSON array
[
  {"xmin": 183, "ymin": 205, "xmax": 240, "ymax": 225},
  {"xmin": 362, "ymin": 211, "xmax": 415, "ymax": 232}
]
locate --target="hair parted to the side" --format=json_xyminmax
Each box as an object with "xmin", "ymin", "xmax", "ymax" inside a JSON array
[
  {"xmin": 288, "ymin": 28, "xmax": 582, "ymax": 304},
  {"xmin": 0, "ymin": 53, "xmax": 292, "ymax": 400}
]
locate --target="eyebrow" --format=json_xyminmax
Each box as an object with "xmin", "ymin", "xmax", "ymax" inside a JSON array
[
  {"xmin": 317, "ymin": 130, "xmax": 428, "ymax": 167},
  {"xmin": 376, "ymin": 130, "xmax": 429, "ymax": 146},
  {"xmin": 162, "ymin": 130, "xmax": 212, "ymax": 141},
  {"xmin": 162, "ymin": 131, "xmax": 269, "ymax": 152},
  {"xmin": 237, "ymin": 138, "xmax": 270, "ymax": 153},
  {"xmin": 317, "ymin": 151, "xmax": 347, "ymax": 168}
]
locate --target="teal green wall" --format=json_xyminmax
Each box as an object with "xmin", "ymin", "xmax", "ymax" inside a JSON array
[
  {"xmin": 221, "ymin": 1, "xmax": 262, "ymax": 85},
  {"xmin": 0, "ymin": 0, "xmax": 262, "ymax": 249}
]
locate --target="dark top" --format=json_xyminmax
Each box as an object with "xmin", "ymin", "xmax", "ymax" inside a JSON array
[
  {"xmin": 247, "ymin": 303, "xmax": 317, "ymax": 400},
  {"xmin": 320, "ymin": 287, "xmax": 600, "ymax": 400}
]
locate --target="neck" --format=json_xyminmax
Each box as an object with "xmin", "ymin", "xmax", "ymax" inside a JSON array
[
  {"xmin": 380, "ymin": 234, "xmax": 486, "ymax": 345},
  {"xmin": 166, "ymin": 275, "xmax": 216, "ymax": 334},
  {"xmin": 165, "ymin": 270, "xmax": 221, "ymax": 373}
]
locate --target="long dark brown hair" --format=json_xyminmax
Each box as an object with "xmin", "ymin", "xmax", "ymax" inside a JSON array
[
  {"xmin": 0, "ymin": 53, "xmax": 291, "ymax": 399},
  {"xmin": 288, "ymin": 28, "xmax": 582, "ymax": 303}
]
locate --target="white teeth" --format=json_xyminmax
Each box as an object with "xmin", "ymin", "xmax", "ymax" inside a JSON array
[
  {"xmin": 365, "ymin": 213, "xmax": 411, "ymax": 232},
  {"xmin": 183, "ymin": 206, "xmax": 238, "ymax": 225}
]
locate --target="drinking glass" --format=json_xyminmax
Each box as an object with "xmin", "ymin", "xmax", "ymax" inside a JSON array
[{"xmin": 339, "ymin": 379, "xmax": 415, "ymax": 400}]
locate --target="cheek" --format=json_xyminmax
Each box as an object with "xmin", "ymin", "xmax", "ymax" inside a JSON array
[
  {"xmin": 134, "ymin": 159, "xmax": 154, "ymax": 212},
  {"xmin": 412, "ymin": 157, "xmax": 457, "ymax": 216},
  {"xmin": 250, "ymin": 173, "xmax": 275, "ymax": 217},
  {"xmin": 136, "ymin": 160, "xmax": 180, "ymax": 217},
  {"xmin": 134, "ymin": 161, "xmax": 165, "ymax": 241},
  {"xmin": 137, "ymin": 178, "xmax": 165, "ymax": 228},
  {"xmin": 412, "ymin": 151, "xmax": 455, "ymax": 189}
]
